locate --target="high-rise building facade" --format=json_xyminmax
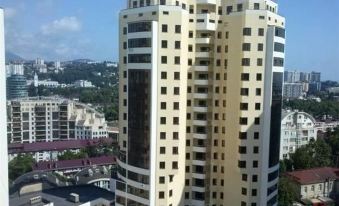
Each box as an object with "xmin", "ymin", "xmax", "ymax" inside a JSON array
[
  {"xmin": 6, "ymin": 74, "xmax": 28, "ymax": 99},
  {"xmin": 0, "ymin": 8, "xmax": 9, "ymax": 206},
  {"xmin": 117, "ymin": 1, "xmax": 285, "ymax": 206},
  {"xmin": 7, "ymin": 97, "xmax": 108, "ymax": 143},
  {"xmin": 280, "ymin": 111, "xmax": 317, "ymax": 159}
]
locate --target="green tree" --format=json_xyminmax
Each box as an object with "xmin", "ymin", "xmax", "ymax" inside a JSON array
[
  {"xmin": 290, "ymin": 139, "xmax": 332, "ymax": 170},
  {"xmin": 58, "ymin": 150, "xmax": 87, "ymax": 160},
  {"xmin": 8, "ymin": 154, "xmax": 35, "ymax": 181},
  {"xmin": 278, "ymin": 177, "xmax": 299, "ymax": 206}
]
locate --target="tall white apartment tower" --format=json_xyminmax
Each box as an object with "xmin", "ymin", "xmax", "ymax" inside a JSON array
[
  {"xmin": 117, "ymin": 0, "xmax": 285, "ymax": 206},
  {"xmin": 0, "ymin": 8, "xmax": 9, "ymax": 206}
]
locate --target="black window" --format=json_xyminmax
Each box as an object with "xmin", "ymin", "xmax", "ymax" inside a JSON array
[
  {"xmin": 275, "ymin": 27, "xmax": 285, "ymax": 38},
  {"xmin": 254, "ymin": 3, "xmax": 260, "ymax": 10},
  {"xmin": 258, "ymin": 43, "xmax": 263, "ymax": 51},
  {"xmin": 238, "ymin": 161, "xmax": 246, "ymax": 168},
  {"xmin": 160, "ymin": 0, "xmax": 166, "ymax": 5},
  {"xmin": 255, "ymin": 103, "xmax": 261, "ymax": 110},
  {"xmin": 273, "ymin": 57, "xmax": 284, "ymax": 67},
  {"xmin": 239, "ymin": 146, "xmax": 247, "ymax": 154},
  {"xmin": 243, "ymin": 28, "xmax": 251, "ymax": 36},
  {"xmin": 241, "ymin": 88, "xmax": 249, "ymax": 96},
  {"xmin": 242, "ymin": 58, "xmax": 250, "ymax": 66},
  {"xmin": 242, "ymin": 43, "xmax": 251, "ymax": 51},
  {"xmin": 239, "ymin": 132, "xmax": 247, "ymax": 140},
  {"xmin": 274, "ymin": 42, "xmax": 285, "ymax": 52},
  {"xmin": 237, "ymin": 3, "xmax": 243, "ymax": 11},
  {"xmin": 128, "ymin": 54, "xmax": 151, "ymax": 63},
  {"xmin": 162, "ymin": 24, "xmax": 168, "ymax": 32},
  {"xmin": 128, "ymin": 22, "xmax": 152, "ymax": 33},
  {"xmin": 161, "ymin": 40, "xmax": 168, "ymax": 48},
  {"xmin": 256, "ymin": 73, "xmax": 262, "ymax": 81},
  {"xmin": 240, "ymin": 117, "xmax": 248, "ymax": 125},
  {"xmin": 257, "ymin": 58, "xmax": 263, "ymax": 66},
  {"xmin": 175, "ymin": 41, "xmax": 181, "ymax": 49},
  {"xmin": 161, "ymin": 56, "xmax": 167, "ymax": 64},
  {"xmin": 175, "ymin": 25, "xmax": 181, "ymax": 33},
  {"xmin": 174, "ymin": 56, "xmax": 180, "ymax": 64},
  {"xmin": 128, "ymin": 38, "xmax": 151, "ymax": 48},
  {"xmin": 161, "ymin": 72, "xmax": 167, "ymax": 79},
  {"xmin": 240, "ymin": 103, "xmax": 248, "ymax": 110},
  {"xmin": 226, "ymin": 6, "xmax": 232, "ymax": 14},
  {"xmin": 258, "ymin": 28, "xmax": 264, "ymax": 36},
  {"xmin": 241, "ymin": 73, "xmax": 250, "ymax": 81}
]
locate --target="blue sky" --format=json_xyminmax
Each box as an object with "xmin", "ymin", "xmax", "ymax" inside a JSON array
[{"xmin": 0, "ymin": 0, "xmax": 338, "ymax": 80}]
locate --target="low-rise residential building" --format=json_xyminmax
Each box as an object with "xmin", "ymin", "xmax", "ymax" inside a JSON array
[
  {"xmin": 7, "ymin": 97, "xmax": 108, "ymax": 143},
  {"xmin": 74, "ymin": 80, "xmax": 94, "ymax": 88},
  {"xmin": 285, "ymin": 167, "xmax": 339, "ymax": 205},
  {"xmin": 32, "ymin": 156, "xmax": 116, "ymax": 176},
  {"xmin": 8, "ymin": 138, "xmax": 115, "ymax": 162},
  {"xmin": 315, "ymin": 121, "xmax": 339, "ymax": 133},
  {"xmin": 280, "ymin": 110, "xmax": 318, "ymax": 159}
]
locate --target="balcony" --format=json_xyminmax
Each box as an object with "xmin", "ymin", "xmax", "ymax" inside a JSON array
[
  {"xmin": 196, "ymin": 0, "xmax": 216, "ymax": 5},
  {"xmin": 193, "ymin": 93, "xmax": 209, "ymax": 99},
  {"xmin": 196, "ymin": 37, "xmax": 211, "ymax": 44},
  {"xmin": 196, "ymin": 14, "xmax": 215, "ymax": 31},
  {"xmin": 194, "ymin": 66, "xmax": 209, "ymax": 72},
  {"xmin": 194, "ymin": 79, "xmax": 209, "ymax": 85},
  {"xmin": 196, "ymin": 51, "xmax": 213, "ymax": 58},
  {"xmin": 193, "ymin": 106, "xmax": 208, "ymax": 113},
  {"xmin": 193, "ymin": 120, "xmax": 208, "ymax": 126},
  {"xmin": 193, "ymin": 146, "xmax": 207, "ymax": 153},
  {"xmin": 193, "ymin": 133, "xmax": 208, "ymax": 139}
]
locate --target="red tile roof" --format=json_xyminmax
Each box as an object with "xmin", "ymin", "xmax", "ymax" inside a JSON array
[
  {"xmin": 32, "ymin": 155, "xmax": 116, "ymax": 172},
  {"xmin": 8, "ymin": 138, "xmax": 115, "ymax": 154},
  {"xmin": 286, "ymin": 167, "xmax": 339, "ymax": 185}
]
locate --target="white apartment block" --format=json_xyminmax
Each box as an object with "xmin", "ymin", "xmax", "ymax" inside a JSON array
[
  {"xmin": 0, "ymin": 8, "xmax": 9, "ymax": 206},
  {"xmin": 280, "ymin": 110, "xmax": 317, "ymax": 159},
  {"xmin": 6, "ymin": 63, "xmax": 24, "ymax": 77},
  {"xmin": 7, "ymin": 97, "xmax": 108, "ymax": 143},
  {"xmin": 117, "ymin": 0, "xmax": 285, "ymax": 206}
]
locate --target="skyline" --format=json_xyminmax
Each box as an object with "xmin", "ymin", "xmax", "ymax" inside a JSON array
[{"xmin": 0, "ymin": 0, "xmax": 338, "ymax": 80}]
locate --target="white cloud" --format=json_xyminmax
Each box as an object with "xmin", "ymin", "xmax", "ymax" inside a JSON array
[{"xmin": 41, "ymin": 16, "xmax": 82, "ymax": 35}]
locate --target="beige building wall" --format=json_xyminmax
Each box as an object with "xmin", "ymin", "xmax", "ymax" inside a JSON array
[{"xmin": 117, "ymin": 0, "xmax": 285, "ymax": 206}]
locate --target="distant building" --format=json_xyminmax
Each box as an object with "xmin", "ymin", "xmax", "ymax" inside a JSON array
[
  {"xmin": 285, "ymin": 167, "xmax": 339, "ymax": 205},
  {"xmin": 54, "ymin": 61, "xmax": 61, "ymax": 69},
  {"xmin": 284, "ymin": 70, "xmax": 301, "ymax": 83},
  {"xmin": 284, "ymin": 70, "xmax": 322, "ymax": 94},
  {"xmin": 309, "ymin": 82, "xmax": 322, "ymax": 94},
  {"xmin": 105, "ymin": 62, "xmax": 118, "ymax": 67},
  {"xmin": 310, "ymin": 71, "xmax": 321, "ymax": 83},
  {"xmin": 7, "ymin": 97, "xmax": 108, "ymax": 143},
  {"xmin": 28, "ymin": 73, "xmax": 60, "ymax": 88},
  {"xmin": 280, "ymin": 110, "xmax": 317, "ymax": 159},
  {"xmin": 6, "ymin": 64, "xmax": 24, "ymax": 77},
  {"xmin": 284, "ymin": 83, "xmax": 304, "ymax": 98},
  {"xmin": 328, "ymin": 87, "xmax": 339, "ymax": 94},
  {"xmin": 35, "ymin": 58, "xmax": 45, "ymax": 66},
  {"xmin": 6, "ymin": 75, "xmax": 28, "ymax": 99},
  {"xmin": 315, "ymin": 121, "xmax": 339, "ymax": 133},
  {"xmin": 8, "ymin": 138, "xmax": 115, "ymax": 162},
  {"xmin": 74, "ymin": 80, "xmax": 93, "ymax": 88}
]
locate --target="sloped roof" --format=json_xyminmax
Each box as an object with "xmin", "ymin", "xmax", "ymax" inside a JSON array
[{"xmin": 286, "ymin": 167, "xmax": 339, "ymax": 185}]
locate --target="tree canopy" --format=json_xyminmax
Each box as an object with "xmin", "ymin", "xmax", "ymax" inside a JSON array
[
  {"xmin": 284, "ymin": 99, "xmax": 339, "ymax": 120},
  {"xmin": 8, "ymin": 154, "xmax": 34, "ymax": 182}
]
